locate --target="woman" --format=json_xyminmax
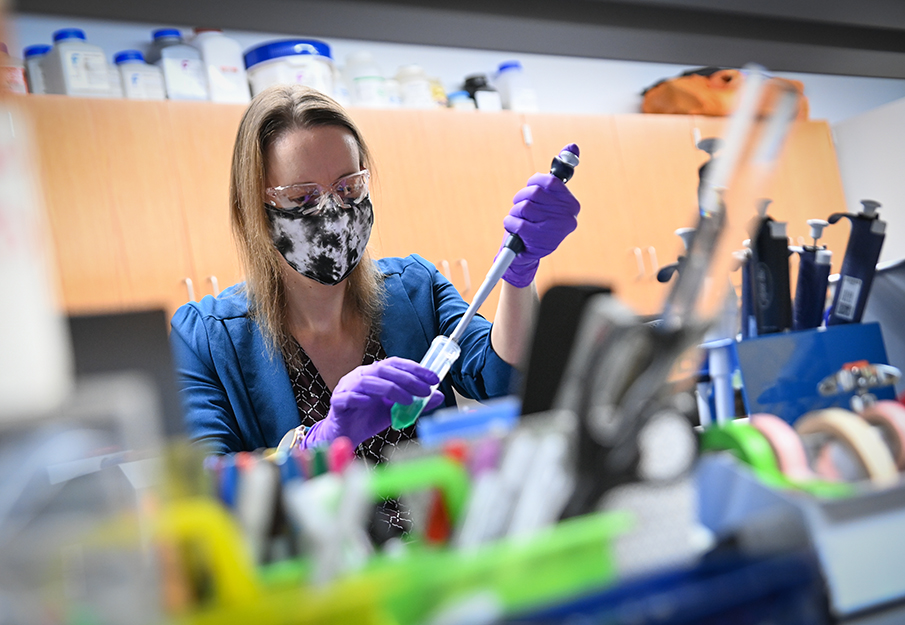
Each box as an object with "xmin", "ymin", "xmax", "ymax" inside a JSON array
[{"xmin": 170, "ymin": 85, "xmax": 580, "ymax": 460}]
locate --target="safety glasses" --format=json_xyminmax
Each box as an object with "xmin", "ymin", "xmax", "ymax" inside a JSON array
[{"xmin": 265, "ymin": 169, "xmax": 370, "ymax": 216}]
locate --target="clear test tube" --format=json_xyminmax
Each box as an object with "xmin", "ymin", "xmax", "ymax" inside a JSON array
[{"xmin": 390, "ymin": 335, "xmax": 461, "ymax": 429}]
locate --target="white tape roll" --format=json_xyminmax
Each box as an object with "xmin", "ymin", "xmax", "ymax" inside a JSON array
[{"xmin": 796, "ymin": 408, "xmax": 898, "ymax": 487}]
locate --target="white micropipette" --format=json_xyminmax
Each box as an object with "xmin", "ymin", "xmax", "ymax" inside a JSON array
[{"xmin": 390, "ymin": 146, "xmax": 580, "ymax": 429}]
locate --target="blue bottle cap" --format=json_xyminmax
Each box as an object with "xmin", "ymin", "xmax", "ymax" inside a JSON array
[
  {"xmin": 244, "ymin": 39, "xmax": 332, "ymax": 70},
  {"xmin": 24, "ymin": 44, "xmax": 52, "ymax": 58},
  {"xmin": 53, "ymin": 28, "xmax": 87, "ymax": 43},
  {"xmin": 152, "ymin": 28, "xmax": 183, "ymax": 41},
  {"xmin": 498, "ymin": 60, "xmax": 523, "ymax": 72},
  {"xmin": 114, "ymin": 50, "xmax": 145, "ymax": 64},
  {"xmin": 447, "ymin": 90, "xmax": 471, "ymax": 100}
]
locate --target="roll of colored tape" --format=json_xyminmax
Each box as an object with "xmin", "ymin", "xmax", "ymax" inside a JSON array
[
  {"xmin": 796, "ymin": 408, "xmax": 899, "ymax": 487},
  {"xmin": 860, "ymin": 400, "xmax": 905, "ymax": 471},
  {"xmin": 700, "ymin": 422, "xmax": 785, "ymax": 486},
  {"xmin": 750, "ymin": 413, "xmax": 813, "ymax": 481}
]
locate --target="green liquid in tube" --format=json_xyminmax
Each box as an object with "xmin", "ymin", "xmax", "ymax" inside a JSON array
[
  {"xmin": 391, "ymin": 395, "xmax": 431, "ymax": 430},
  {"xmin": 390, "ymin": 335, "xmax": 460, "ymax": 430}
]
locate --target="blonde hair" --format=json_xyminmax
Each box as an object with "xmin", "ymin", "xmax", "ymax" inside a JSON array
[{"xmin": 230, "ymin": 85, "xmax": 384, "ymax": 356}]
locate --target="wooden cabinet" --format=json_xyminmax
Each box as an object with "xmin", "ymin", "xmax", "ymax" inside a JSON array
[
  {"xmin": 24, "ymin": 96, "xmax": 245, "ymax": 317},
  {"xmin": 350, "ymin": 108, "xmax": 532, "ymax": 317},
  {"xmin": 23, "ymin": 96, "xmax": 850, "ymax": 322}
]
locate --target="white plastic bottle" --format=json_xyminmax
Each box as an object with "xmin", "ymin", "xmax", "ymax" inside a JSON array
[
  {"xmin": 106, "ymin": 62, "xmax": 123, "ymax": 98},
  {"xmin": 244, "ymin": 39, "xmax": 335, "ymax": 98},
  {"xmin": 463, "ymin": 74, "xmax": 502, "ymax": 112},
  {"xmin": 344, "ymin": 51, "xmax": 387, "ymax": 107},
  {"xmin": 0, "ymin": 43, "xmax": 27, "ymax": 94},
  {"xmin": 448, "ymin": 90, "xmax": 476, "ymax": 111},
  {"xmin": 395, "ymin": 64, "xmax": 435, "ymax": 109},
  {"xmin": 41, "ymin": 28, "xmax": 110, "ymax": 97},
  {"xmin": 115, "ymin": 50, "xmax": 166, "ymax": 100},
  {"xmin": 494, "ymin": 60, "xmax": 539, "ymax": 112},
  {"xmin": 147, "ymin": 28, "xmax": 208, "ymax": 100},
  {"xmin": 190, "ymin": 28, "xmax": 250, "ymax": 104},
  {"xmin": 24, "ymin": 44, "xmax": 51, "ymax": 94}
]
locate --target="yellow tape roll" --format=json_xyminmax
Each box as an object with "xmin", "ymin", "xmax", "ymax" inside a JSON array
[
  {"xmin": 861, "ymin": 401, "xmax": 905, "ymax": 471},
  {"xmin": 795, "ymin": 408, "xmax": 899, "ymax": 487}
]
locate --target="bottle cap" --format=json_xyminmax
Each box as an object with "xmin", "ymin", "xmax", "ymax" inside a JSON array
[
  {"xmin": 53, "ymin": 28, "xmax": 87, "ymax": 42},
  {"xmin": 244, "ymin": 39, "xmax": 332, "ymax": 70},
  {"xmin": 152, "ymin": 28, "xmax": 183, "ymax": 41},
  {"xmin": 395, "ymin": 64, "xmax": 426, "ymax": 81},
  {"xmin": 498, "ymin": 60, "xmax": 523, "ymax": 73},
  {"xmin": 114, "ymin": 50, "xmax": 145, "ymax": 64},
  {"xmin": 24, "ymin": 44, "xmax": 52, "ymax": 58}
]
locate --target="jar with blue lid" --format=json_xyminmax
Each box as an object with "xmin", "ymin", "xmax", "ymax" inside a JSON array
[{"xmin": 244, "ymin": 39, "xmax": 334, "ymax": 98}]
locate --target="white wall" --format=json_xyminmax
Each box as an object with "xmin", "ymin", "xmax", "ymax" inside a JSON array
[
  {"xmin": 9, "ymin": 13, "xmax": 905, "ymax": 124},
  {"xmin": 833, "ymin": 97, "xmax": 905, "ymax": 264}
]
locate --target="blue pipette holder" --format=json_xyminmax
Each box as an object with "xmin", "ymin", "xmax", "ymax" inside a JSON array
[{"xmin": 736, "ymin": 322, "xmax": 895, "ymax": 425}]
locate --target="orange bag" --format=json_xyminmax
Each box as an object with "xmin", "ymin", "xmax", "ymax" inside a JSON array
[{"xmin": 642, "ymin": 67, "xmax": 809, "ymax": 119}]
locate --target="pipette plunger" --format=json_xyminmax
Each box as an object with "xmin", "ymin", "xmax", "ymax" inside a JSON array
[{"xmin": 390, "ymin": 146, "xmax": 579, "ymax": 430}]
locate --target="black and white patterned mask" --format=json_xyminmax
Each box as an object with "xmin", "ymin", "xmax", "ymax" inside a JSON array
[{"xmin": 266, "ymin": 196, "xmax": 374, "ymax": 286}]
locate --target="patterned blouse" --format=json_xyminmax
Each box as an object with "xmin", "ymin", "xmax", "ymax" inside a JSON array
[
  {"xmin": 283, "ymin": 331, "xmax": 419, "ymax": 465},
  {"xmin": 284, "ymin": 331, "xmax": 419, "ymax": 534}
]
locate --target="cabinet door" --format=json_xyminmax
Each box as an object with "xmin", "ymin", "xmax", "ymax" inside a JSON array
[
  {"xmin": 693, "ymin": 116, "xmax": 850, "ymax": 299},
  {"xmin": 611, "ymin": 114, "xmax": 702, "ymax": 314},
  {"xmin": 351, "ymin": 108, "xmax": 532, "ymax": 319},
  {"xmin": 521, "ymin": 113, "xmax": 639, "ymax": 304},
  {"xmin": 25, "ymin": 96, "xmax": 128, "ymax": 313},
  {"xmin": 165, "ymin": 101, "xmax": 246, "ymax": 302},
  {"xmin": 90, "ymin": 99, "xmax": 193, "ymax": 315}
]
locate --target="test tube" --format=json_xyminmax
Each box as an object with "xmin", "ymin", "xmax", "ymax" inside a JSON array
[{"xmin": 390, "ymin": 335, "xmax": 461, "ymax": 430}]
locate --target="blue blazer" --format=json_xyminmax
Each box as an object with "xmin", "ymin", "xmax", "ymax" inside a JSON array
[{"xmin": 170, "ymin": 255, "xmax": 517, "ymax": 453}]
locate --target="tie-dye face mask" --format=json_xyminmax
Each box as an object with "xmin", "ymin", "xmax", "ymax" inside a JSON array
[{"xmin": 265, "ymin": 196, "xmax": 374, "ymax": 286}]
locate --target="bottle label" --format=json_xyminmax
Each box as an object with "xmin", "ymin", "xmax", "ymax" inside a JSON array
[
  {"xmin": 835, "ymin": 275, "xmax": 862, "ymax": 321},
  {"xmin": 207, "ymin": 65, "xmax": 250, "ymax": 102},
  {"xmin": 161, "ymin": 57, "xmax": 208, "ymax": 99},
  {"xmin": 353, "ymin": 76, "xmax": 386, "ymax": 107},
  {"xmin": 64, "ymin": 50, "xmax": 109, "ymax": 91},
  {"xmin": 122, "ymin": 69, "xmax": 166, "ymax": 100}
]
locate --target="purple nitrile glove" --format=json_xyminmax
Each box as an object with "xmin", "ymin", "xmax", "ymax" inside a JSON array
[
  {"xmin": 302, "ymin": 357, "xmax": 445, "ymax": 449},
  {"xmin": 500, "ymin": 144, "xmax": 581, "ymax": 288}
]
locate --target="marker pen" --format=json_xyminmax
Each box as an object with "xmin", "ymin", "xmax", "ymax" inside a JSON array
[
  {"xmin": 792, "ymin": 219, "xmax": 831, "ymax": 331},
  {"xmin": 327, "ymin": 436, "xmax": 355, "ymax": 474},
  {"xmin": 826, "ymin": 200, "xmax": 886, "ymax": 325}
]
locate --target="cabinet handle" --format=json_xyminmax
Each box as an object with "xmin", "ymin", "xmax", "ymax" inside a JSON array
[
  {"xmin": 183, "ymin": 277, "xmax": 195, "ymax": 302},
  {"xmin": 208, "ymin": 275, "xmax": 220, "ymax": 297},
  {"xmin": 647, "ymin": 246, "xmax": 658, "ymax": 281},
  {"xmin": 456, "ymin": 258, "xmax": 471, "ymax": 297},
  {"xmin": 439, "ymin": 259, "xmax": 452, "ymax": 281},
  {"xmin": 630, "ymin": 247, "xmax": 645, "ymax": 280}
]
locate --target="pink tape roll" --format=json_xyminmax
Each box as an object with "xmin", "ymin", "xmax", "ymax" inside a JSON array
[
  {"xmin": 861, "ymin": 401, "xmax": 905, "ymax": 471},
  {"xmin": 750, "ymin": 413, "xmax": 813, "ymax": 481}
]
